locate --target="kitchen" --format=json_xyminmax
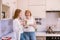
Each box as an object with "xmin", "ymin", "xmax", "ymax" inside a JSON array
[{"xmin": 0, "ymin": 0, "xmax": 60, "ymax": 40}]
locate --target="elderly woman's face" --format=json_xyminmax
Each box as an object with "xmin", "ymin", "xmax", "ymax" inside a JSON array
[{"xmin": 25, "ymin": 12, "xmax": 31, "ymax": 17}]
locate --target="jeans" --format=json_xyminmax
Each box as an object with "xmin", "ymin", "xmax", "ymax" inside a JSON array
[
  {"xmin": 24, "ymin": 32, "xmax": 36, "ymax": 40},
  {"xmin": 20, "ymin": 33, "xmax": 25, "ymax": 40}
]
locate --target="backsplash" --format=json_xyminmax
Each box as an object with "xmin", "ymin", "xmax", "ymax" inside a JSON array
[
  {"xmin": 36, "ymin": 18, "xmax": 47, "ymax": 32},
  {"xmin": 36, "ymin": 12, "xmax": 60, "ymax": 32},
  {"xmin": 0, "ymin": 18, "xmax": 60, "ymax": 36}
]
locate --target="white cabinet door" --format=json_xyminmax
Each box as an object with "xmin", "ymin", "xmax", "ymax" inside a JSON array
[
  {"xmin": 17, "ymin": 0, "xmax": 46, "ymax": 18},
  {"xmin": 2, "ymin": 0, "xmax": 7, "ymax": 5},
  {"xmin": 2, "ymin": 0, "xmax": 17, "ymax": 18},
  {"xmin": 17, "ymin": 0, "xmax": 28, "ymax": 10},
  {"xmin": 28, "ymin": 0, "xmax": 46, "ymax": 18},
  {"xmin": 9, "ymin": 0, "xmax": 17, "ymax": 18},
  {"xmin": 28, "ymin": 0, "xmax": 46, "ymax": 5},
  {"xmin": 29, "ymin": 6, "xmax": 46, "ymax": 18},
  {"xmin": 2, "ymin": 0, "xmax": 10, "ymax": 6},
  {"xmin": 36, "ymin": 36, "xmax": 46, "ymax": 40},
  {"xmin": 46, "ymin": 0, "xmax": 60, "ymax": 11}
]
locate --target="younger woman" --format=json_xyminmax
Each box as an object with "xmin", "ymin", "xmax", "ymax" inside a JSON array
[{"xmin": 13, "ymin": 9, "xmax": 25, "ymax": 40}]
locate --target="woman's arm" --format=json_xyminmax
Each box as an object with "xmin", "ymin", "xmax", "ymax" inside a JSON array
[
  {"xmin": 29, "ymin": 22, "xmax": 37, "ymax": 29},
  {"xmin": 13, "ymin": 20, "xmax": 19, "ymax": 32},
  {"xmin": 21, "ymin": 20, "xmax": 28, "ymax": 28}
]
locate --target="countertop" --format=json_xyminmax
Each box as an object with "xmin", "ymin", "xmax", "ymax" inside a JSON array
[{"xmin": 36, "ymin": 32, "xmax": 60, "ymax": 36}]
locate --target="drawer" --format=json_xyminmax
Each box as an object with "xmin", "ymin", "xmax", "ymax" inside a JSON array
[{"xmin": 36, "ymin": 36, "xmax": 46, "ymax": 40}]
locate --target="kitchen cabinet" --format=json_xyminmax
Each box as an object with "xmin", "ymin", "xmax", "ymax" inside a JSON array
[
  {"xmin": 2, "ymin": 0, "xmax": 17, "ymax": 19},
  {"xmin": 9, "ymin": 0, "xmax": 17, "ymax": 18},
  {"xmin": 36, "ymin": 36, "xmax": 46, "ymax": 40},
  {"xmin": 29, "ymin": 6, "xmax": 46, "ymax": 18},
  {"xmin": 36, "ymin": 32, "xmax": 60, "ymax": 40},
  {"xmin": 28, "ymin": 0, "xmax": 46, "ymax": 6},
  {"xmin": 36, "ymin": 34, "xmax": 60, "ymax": 40},
  {"xmin": 2, "ymin": 0, "xmax": 17, "ymax": 7},
  {"xmin": 17, "ymin": 0, "xmax": 28, "ymax": 11},
  {"xmin": 2, "ymin": 0, "xmax": 17, "ymax": 10},
  {"xmin": 46, "ymin": 0, "xmax": 60, "ymax": 11},
  {"xmin": 28, "ymin": 0, "xmax": 46, "ymax": 18},
  {"xmin": 2, "ymin": 0, "xmax": 10, "ymax": 6},
  {"xmin": 2, "ymin": 5, "xmax": 10, "ymax": 19},
  {"xmin": 17, "ymin": 0, "xmax": 46, "ymax": 18},
  {"xmin": 46, "ymin": 36, "xmax": 60, "ymax": 40}
]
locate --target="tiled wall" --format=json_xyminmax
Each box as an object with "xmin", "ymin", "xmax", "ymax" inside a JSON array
[
  {"xmin": 46, "ymin": 12, "xmax": 60, "ymax": 31},
  {"xmin": 37, "ymin": 12, "xmax": 60, "ymax": 32}
]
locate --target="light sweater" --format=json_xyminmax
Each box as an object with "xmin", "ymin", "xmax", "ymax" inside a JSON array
[
  {"xmin": 24, "ymin": 17, "xmax": 35, "ymax": 32},
  {"xmin": 13, "ymin": 18, "xmax": 23, "ymax": 40}
]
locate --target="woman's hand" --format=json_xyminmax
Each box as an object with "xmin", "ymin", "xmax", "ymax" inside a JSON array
[
  {"xmin": 21, "ymin": 20, "xmax": 28, "ymax": 28},
  {"xmin": 20, "ymin": 21, "xmax": 25, "ymax": 25},
  {"xmin": 32, "ymin": 22, "xmax": 37, "ymax": 29}
]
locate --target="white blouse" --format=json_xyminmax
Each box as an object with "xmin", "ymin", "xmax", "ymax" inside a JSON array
[{"xmin": 13, "ymin": 18, "xmax": 23, "ymax": 40}]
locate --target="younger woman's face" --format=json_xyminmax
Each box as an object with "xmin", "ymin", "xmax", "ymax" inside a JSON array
[{"xmin": 18, "ymin": 11, "xmax": 22, "ymax": 18}]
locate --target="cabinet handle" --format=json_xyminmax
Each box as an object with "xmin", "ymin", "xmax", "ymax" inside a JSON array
[
  {"xmin": 58, "ymin": 37, "xmax": 59, "ymax": 39},
  {"xmin": 55, "ymin": 37, "xmax": 56, "ymax": 39},
  {"xmin": 52, "ymin": 37, "xmax": 53, "ymax": 39}
]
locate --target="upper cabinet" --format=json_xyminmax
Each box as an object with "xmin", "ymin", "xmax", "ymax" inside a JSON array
[
  {"xmin": 29, "ymin": 6, "xmax": 46, "ymax": 18},
  {"xmin": 28, "ymin": 0, "xmax": 46, "ymax": 18},
  {"xmin": 2, "ymin": 0, "xmax": 17, "ymax": 19},
  {"xmin": 2, "ymin": 5, "xmax": 10, "ymax": 19},
  {"xmin": 28, "ymin": 0, "xmax": 46, "ymax": 6},
  {"xmin": 2, "ymin": 0, "xmax": 10, "ymax": 6},
  {"xmin": 2, "ymin": 0, "xmax": 17, "ymax": 8},
  {"xmin": 46, "ymin": 0, "xmax": 60, "ymax": 11},
  {"xmin": 17, "ymin": 0, "xmax": 28, "ymax": 10},
  {"xmin": 17, "ymin": 0, "xmax": 46, "ymax": 18}
]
